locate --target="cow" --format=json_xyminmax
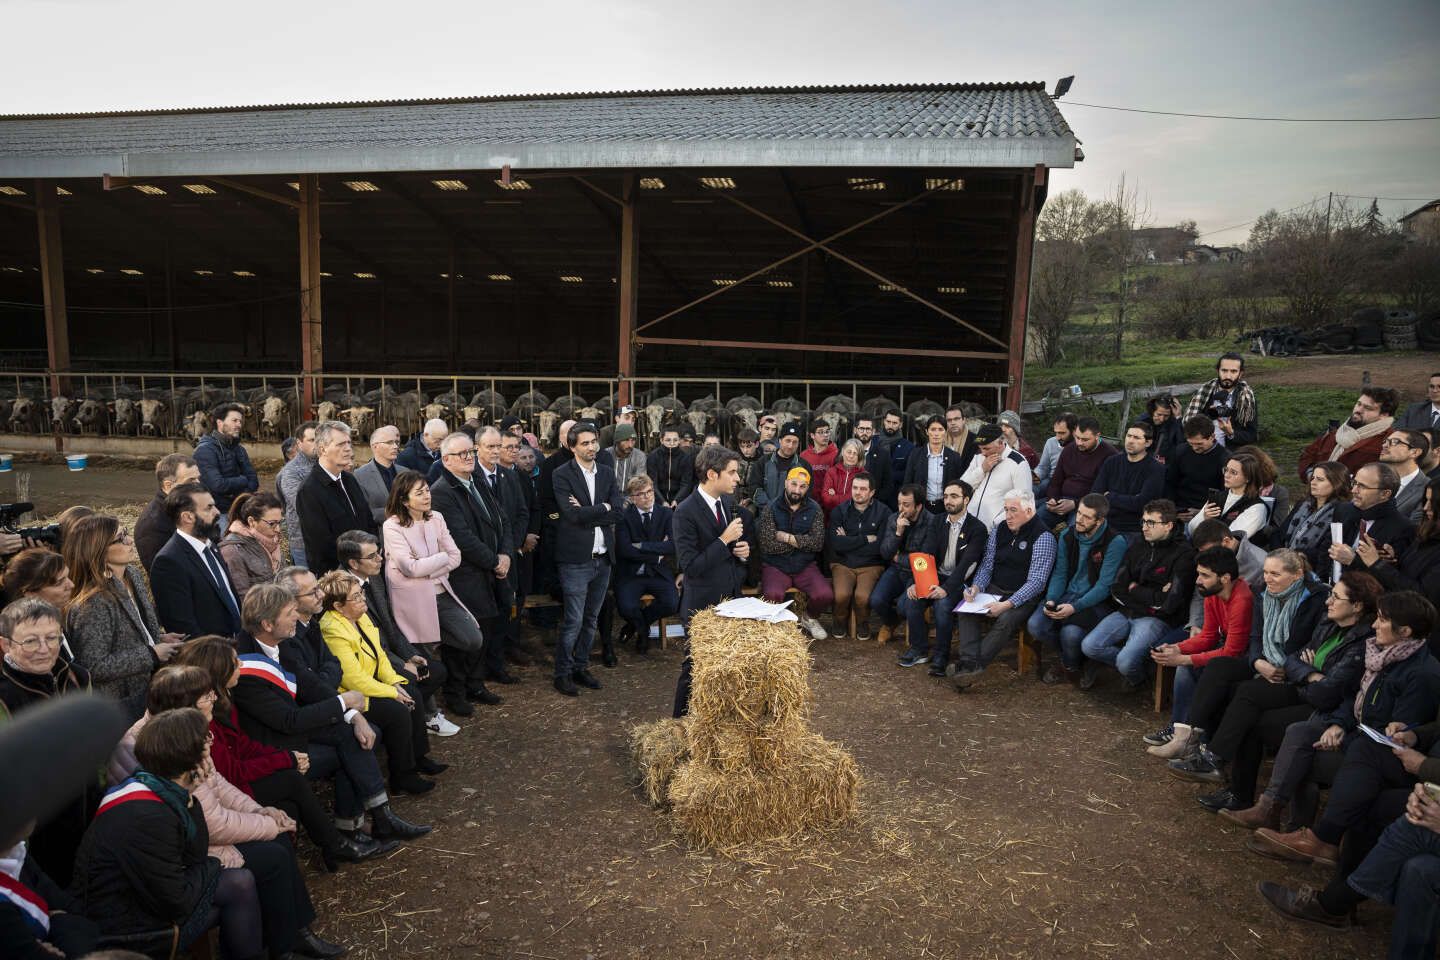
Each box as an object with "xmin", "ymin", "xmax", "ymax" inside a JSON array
[
  {"xmin": 467, "ymin": 390, "xmax": 508, "ymax": 424},
  {"xmin": 813, "ymin": 394, "xmax": 859, "ymax": 442},
  {"xmin": 49, "ymin": 397, "xmax": 75, "ymax": 433},
  {"xmin": 183, "ymin": 410, "xmax": 210, "ymax": 444},
  {"xmin": 339, "ymin": 406, "xmax": 377, "ymax": 439},
  {"xmin": 315, "ymin": 400, "xmax": 339, "ymax": 423},
  {"xmin": 547, "ymin": 394, "xmax": 588, "ymax": 420},
  {"xmin": 860, "ymin": 395, "xmax": 900, "ymax": 423},
  {"xmin": 8, "ymin": 397, "xmax": 42, "ymax": 433},
  {"xmin": 508, "ymin": 390, "xmax": 551, "ymax": 427},
  {"xmin": 460, "ymin": 406, "xmax": 485, "ymax": 425},
  {"xmin": 72, "ymin": 399, "xmax": 108, "ymax": 435},
  {"xmin": 258, "ymin": 395, "xmax": 293, "ymax": 441},
  {"xmin": 139, "ymin": 398, "xmax": 174, "ymax": 437},
  {"xmin": 905, "ymin": 399, "xmax": 946, "ymax": 439},
  {"xmin": 110, "ymin": 398, "xmax": 139, "ymax": 436},
  {"xmin": 641, "ymin": 395, "xmax": 685, "ymax": 446},
  {"xmin": 421, "ymin": 402, "xmax": 451, "ymax": 424},
  {"xmin": 576, "ymin": 405, "xmax": 609, "ymax": 430},
  {"xmin": 534, "ymin": 410, "xmax": 562, "ymax": 447},
  {"xmin": 387, "ymin": 391, "xmax": 427, "ymax": 435},
  {"xmin": 685, "ymin": 396, "xmax": 720, "ymax": 439}
]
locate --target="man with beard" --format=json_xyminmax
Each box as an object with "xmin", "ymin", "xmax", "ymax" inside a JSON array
[
  {"xmin": 1297, "ymin": 387, "xmax": 1400, "ymax": 480},
  {"xmin": 943, "ymin": 404, "xmax": 980, "ymax": 465},
  {"xmin": 1043, "ymin": 416, "xmax": 1118, "ymax": 527},
  {"xmin": 1090, "ymin": 421, "xmax": 1166, "ymax": 536},
  {"xmin": 672, "ymin": 444, "xmax": 752, "ymax": 716},
  {"xmin": 1329, "ymin": 462, "xmax": 1418, "ymax": 574},
  {"xmin": 1379, "ymin": 429, "xmax": 1430, "ymax": 522},
  {"xmin": 605, "ymin": 423, "xmax": 649, "ymax": 491},
  {"xmin": 758, "ymin": 467, "xmax": 833, "ymax": 641},
  {"xmin": 193, "ymin": 402, "xmax": 259, "ymax": 532},
  {"xmin": 1026, "ymin": 494, "xmax": 1128, "ymax": 686},
  {"xmin": 1079, "ymin": 499, "xmax": 1196, "ymax": 690},
  {"xmin": 150, "ymin": 481, "xmax": 244, "ymax": 637},
  {"xmin": 897, "ymin": 479, "xmax": 988, "ymax": 674},
  {"xmin": 871, "ymin": 484, "xmax": 942, "ymax": 646},
  {"xmin": 1184, "ymin": 353, "xmax": 1258, "ymax": 447},
  {"xmin": 882, "ymin": 410, "xmax": 916, "ymax": 496},
  {"xmin": 852, "ymin": 416, "xmax": 895, "ymax": 508},
  {"xmin": 1164, "ymin": 415, "xmax": 1228, "ymax": 522},
  {"xmin": 136, "ymin": 453, "xmax": 201, "ymax": 572},
  {"xmin": 1034, "ymin": 412, "xmax": 1075, "ymax": 498},
  {"xmin": 296, "ymin": 420, "xmax": 377, "ymax": 574},
  {"xmin": 755, "ymin": 422, "xmax": 804, "ymax": 509}
]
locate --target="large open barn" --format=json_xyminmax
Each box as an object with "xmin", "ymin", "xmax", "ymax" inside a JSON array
[{"xmin": 0, "ymin": 83, "xmax": 1073, "ymax": 435}]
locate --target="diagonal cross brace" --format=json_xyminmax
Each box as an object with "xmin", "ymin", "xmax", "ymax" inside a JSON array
[{"xmin": 634, "ymin": 177, "xmax": 1007, "ymax": 350}]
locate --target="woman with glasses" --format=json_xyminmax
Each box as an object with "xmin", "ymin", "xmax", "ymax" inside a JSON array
[
  {"xmin": 2, "ymin": 547, "xmax": 76, "ymax": 655},
  {"xmin": 1187, "ymin": 452, "xmax": 1267, "ymax": 541},
  {"xmin": 218, "ymin": 492, "xmax": 285, "ymax": 601},
  {"xmin": 63, "ymin": 515, "xmax": 180, "ymax": 721}
]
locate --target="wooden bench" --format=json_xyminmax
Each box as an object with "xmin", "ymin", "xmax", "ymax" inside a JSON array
[{"xmin": 1153, "ymin": 663, "xmax": 1174, "ymax": 714}]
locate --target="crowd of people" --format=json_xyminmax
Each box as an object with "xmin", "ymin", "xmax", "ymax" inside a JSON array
[{"xmin": 4, "ymin": 356, "xmax": 1440, "ymax": 957}]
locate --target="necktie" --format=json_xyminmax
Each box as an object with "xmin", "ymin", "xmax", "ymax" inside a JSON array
[
  {"xmin": 334, "ymin": 476, "xmax": 355, "ymax": 516},
  {"xmin": 642, "ymin": 511, "xmax": 652, "ymax": 527},
  {"xmin": 203, "ymin": 546, "xmax": 242, "ymax": 627},
  {"xmin": 714, "ymin": 500, "xmax": 725, "ymax": 528},
  {"xmin": 1431, "ymin": 408, "xmax": 1439, "ymax": 429},
  {"xmin": 487, "ymin": 471, "xmax": 497, "ymax": 492}
]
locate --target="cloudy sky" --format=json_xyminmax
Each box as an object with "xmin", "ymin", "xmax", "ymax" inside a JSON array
[{"xmin": 4, "ymin": 0, "xmax": 1437, "ymax": 243}]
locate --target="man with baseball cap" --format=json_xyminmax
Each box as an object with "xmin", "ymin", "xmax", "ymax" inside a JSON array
[
  {"xmin": 756, "ymin": 422, "xmax": 804, "ymax": 509},
  {"xmin": 757, "ymin": 465, "xmax": 833, "ymax": 640},
  {"xmin": 961, "ymin": 422, "xmax": 1035, "ymax": 530}
]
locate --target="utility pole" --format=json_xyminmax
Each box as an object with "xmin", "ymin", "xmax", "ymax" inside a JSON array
[{"xmin": 1325, "ymin": 191, "xmax": 1334, "ymax": 235}]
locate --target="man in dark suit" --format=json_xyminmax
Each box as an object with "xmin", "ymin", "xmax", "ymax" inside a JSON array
[
  {"xmin": 534, "ymin": 419, "xmax": 577, "ymax": 613},
  {"xmin": 337, "ymin": 530, "xmax": 452, "ymax": 733},
  {"xmin": 672, "ymin": 444, "xmax": 751, "ymax": 717},
  {"xmin": 428, "ymin": 430, "xmax": 510, "ymax": 708},
  {"xmin": 505, "ymin": 437, "xmax": 541, "ymax": 602},
  {"xmin": 1397, "ymin": 374, "xmax": 1440, "ymax": 431},
  {"xmin": 296, "ymin": 420, "xmax": 377, "ymax": 574},
  {"xmin": 1330, "ymin": 462, "xmax": 1418, "ymax": 574},
  {"xmin": 135, "ymin": 453, "xmax": 199, "ymax": 572},
  {"xmin": 613, "ymin": 474, "xmax": 679, "ymax": 655},
  {"xmin": 473, "ymin": 426, "xmax": 526, "ymax": 670},
  {"xmin": 551, "ymin": 422, "xmax": 624, "ymax": 696},
  {"xmin": 853, "ymin": 415, "xmax": 895, "ymax": 508},
  {"xmin": 896, "ymin": 479, "xmax": 990, "ymax": 675},
  {"xmin": 149, "ymin": 482, "xmax": 243, "ymax": 638},
  {"xmin": 497, "ymin": 433, "xmax": 539, "ymax": 662},
  {"xmin": 903, "ymin": 415, "xmax": 965, "ymax": 513}
]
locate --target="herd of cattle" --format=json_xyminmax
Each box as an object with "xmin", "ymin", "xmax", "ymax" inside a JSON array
[{"xmin": 0, "ymin": 381, "xmax": 990, "ymax": 448}]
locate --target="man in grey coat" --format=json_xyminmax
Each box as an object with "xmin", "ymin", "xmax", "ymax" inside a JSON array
[
  {"xmin": 354, "ymin": 424, "xmax": 403, "ymax": 524},
  {"xmin": 275, "ymin": 420, "xmax": 318, "ymax": 568},
  {"xmin": 605, "ymin": 423, "xmax": 649, "ymax": 492}
]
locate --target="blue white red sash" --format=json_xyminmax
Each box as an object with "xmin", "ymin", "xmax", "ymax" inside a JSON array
[
  {"xmin": 0, "ymin": 871, "xmax": 49, "ymax": 937},
  {"xmin": 96, "ymin": 778, "xmax": 163, "ymax": 817},
  {"xmin": 238, "ymin": 653, "xmax": 298, "ymax": 698}
]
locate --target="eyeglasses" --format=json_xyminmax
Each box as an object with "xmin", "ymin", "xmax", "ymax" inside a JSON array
[
  {"xmin": 445, "ymin": 450, "xmax": 476, "ymax": 461},
  {"xmin": 374, "ymin": 439, "xmax": 401, "ymax": 447},
  {"xmin": 111, "ymin": 531, "xmax": 133, "ymax": 545},
  {"xmin": 1381, "ymin": 438, "xmax": 1412, "ymax": 448},
  {"xmin": 1329, "ymin": 592, "xmax": 1351, "ymax": 603},
  {"xmin": 257, "ymin": 518, "xmax": 283, "ymax": 529},
  {"xmin": 359, "ymin": 550, "xmax": 383, "ymax": 561},
  {"xmin": 1140, "ymin": 519, "xmax": 1169, "ymax": 527},
  {"xmin": 1353, "ymin": 481, "xmax": 1380, "ymax": 491},
  {"xmin": 9, "ymin": 634, "xmax": 62, "ymax": 652},
  {"xmin": 198, "ymin": 691, "xmax": 218, "ymax": 703}
]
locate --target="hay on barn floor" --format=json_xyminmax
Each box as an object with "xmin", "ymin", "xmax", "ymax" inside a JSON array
[
  {"xmin": 630, "ymin": 718, "xmax": 690, "ymax": 808},
  {"xmin": 667, "ymin": 732, "xmax": 860, "ymax": 847},
  {"xmin": 630, "ymin": 609, "xmax": 860, "ymax": 848}
]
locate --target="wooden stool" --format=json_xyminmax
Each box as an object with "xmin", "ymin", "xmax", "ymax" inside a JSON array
[
  {"xmin": 1153, "ymin": 664, "xmax": 1175, "ymax": 714},
  {"xmin": 1017, "ymin": 628, "xmax": 1040, "ymax": 677}
]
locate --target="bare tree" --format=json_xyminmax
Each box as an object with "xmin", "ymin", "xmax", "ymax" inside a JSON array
[
  {"xmin": 1090, "ymin": 175, "xmax": 1151, "ymax": 359},
  {"xmin": 1388, "ymin": 241, "xmax": 1440, "ymax": 315},
  {"xmin": 1029, "ymin": 189, "xmax": 1106, "ymax": 366},
  {"xmin": 1144, "ymin": 265, "xmax": 1226, "ymax": 340},
  {"xmin": 1247, "ymin": 198, "xmax": 1389, "ymax": 327}
]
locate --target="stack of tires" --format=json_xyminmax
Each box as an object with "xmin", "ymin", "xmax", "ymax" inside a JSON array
[{"xmin": 1383, "ymin": 309, "xmax": 1418, "ymax": 351}]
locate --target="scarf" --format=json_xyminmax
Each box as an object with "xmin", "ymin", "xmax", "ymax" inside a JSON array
[
  {"xmin": 1354, "ymin": 635, "xmax": 1428, "ymax": 721},
  {"xmin": 1261, "ymin": 577, "xmax": 1307, "ymax": 666},
  {"xmin": 1186, "ymin": 378, "xmax": 1257, "ymax": 426},
  {"xmin": 133, "ymin": 768, "xmax": 198, "ymax": 841},
  {"xmin": 0, "ymin": 841, "xmax": 47, "ymax": 939},
  {"xmin": 229, "ymin": 521, "xmax": 282, "ymax": 570},
  {"xmin": 1333, "ymin": 416, "xmax": 1394, "ymax": 462}
]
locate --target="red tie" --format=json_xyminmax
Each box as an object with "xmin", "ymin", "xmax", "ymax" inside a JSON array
[{"xmin": 714, "ymin": 501, "xmax": 725, "ymax": 528}]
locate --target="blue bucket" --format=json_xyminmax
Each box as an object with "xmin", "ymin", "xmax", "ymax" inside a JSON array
[
  {"xmin": 65, "ymin": 454, "xmax": 88, "ymax": 472},
  {"xmin": 0, "ymin": 454, "xmax": 11, "ymax": 472}
]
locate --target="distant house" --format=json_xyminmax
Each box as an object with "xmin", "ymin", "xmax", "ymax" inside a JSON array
[
  {"xmin": 1212, "ymin": 246, "xmax": 1245, "ymax": 263},
  {"xmin": 1400, "ymin": 199, "xmax": 1440, "ymax": 242},
  {"xmin": 1131, "ymin": 226, "xmax": 1198, "ymax": 262},
  {"xmin": 1184, "ymin": 244, "xmax": 1220, "ymax": 263}
]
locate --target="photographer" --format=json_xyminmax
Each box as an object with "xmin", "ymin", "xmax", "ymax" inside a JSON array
[
  {"xmin": 1185, "ymin": 353, "xmax": 1257, "ymax": 447},
  {"xmin": 0, "ymin": 502, "xmax": 62, "ymax": 565}
]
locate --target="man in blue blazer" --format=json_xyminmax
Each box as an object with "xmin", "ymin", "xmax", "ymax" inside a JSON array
[
  {"xmin": 613, "ymin": 474, "xmax": 679, "ymax": 656},
  {"xmin": 671, "ymin": 444, "xmax": 751, "ymax": 717},
  {"xmin": 550, "ymin": 422, "xmax": 624, "ymax": 697},
  {"xmin": 149, "ymin": 481, "xmax": 243, "ymax": 638}
]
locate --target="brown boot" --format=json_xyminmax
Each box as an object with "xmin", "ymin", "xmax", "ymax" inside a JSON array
[
  {"xmin": 876, "ymin": 624, "xmax": 894, "ymax": 646},
  {"xmin": 1219, "ymin": 794, "xmax": 1285, "ymax": 831}
]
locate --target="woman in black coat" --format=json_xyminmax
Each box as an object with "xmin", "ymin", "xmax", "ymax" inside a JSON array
[{"xmin": 72, "ymin": 708, "xmax": 264, "ymax": 960}]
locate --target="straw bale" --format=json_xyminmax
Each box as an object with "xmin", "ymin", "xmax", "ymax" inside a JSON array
[
  {"xmin": 686, "ymin": 610, "xmax": 811, "ymax": 727},
  {"xmin": 666, "ymin": 733, "xmax": 861, "ymax": 847},
  {"xmin": 630, "ymin": 718, "xmax": 690, "ymax": 808}
]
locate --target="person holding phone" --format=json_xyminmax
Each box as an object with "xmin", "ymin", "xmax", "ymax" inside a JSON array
[{"xmin": 1187, "ymin": 454, "xmax": 1267, "ymax": 541}]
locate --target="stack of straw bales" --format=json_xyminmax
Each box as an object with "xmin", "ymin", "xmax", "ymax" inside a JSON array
[{"xmin": 631, "ymin": 610, "xmax": 860, "ymax": 847}]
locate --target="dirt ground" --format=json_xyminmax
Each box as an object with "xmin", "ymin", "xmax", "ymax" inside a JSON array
[{"xmin": 1259, "ymin": 350, "xmax": 1440, "ymax": 395}]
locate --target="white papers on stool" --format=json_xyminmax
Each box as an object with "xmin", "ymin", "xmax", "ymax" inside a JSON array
[
  {"xmin": 955, "ymin": 593, "xmax": 1002, "ymax": 614},
  {"xmin": 713, "ymin": 597, "xmax": 799, "ymax": 623}
]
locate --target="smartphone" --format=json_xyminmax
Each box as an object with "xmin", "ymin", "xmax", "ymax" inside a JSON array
[
  {"xmin": 1044, "ymin": 600, "xmax": 1058, "ymax": 611},
  {"xmin": 1426, "ymin": 782, "xmax": 1440, "ymax": 803},
  {"xmin": 1206, "ymin": 487, "xmax": 1225, "ymax": 506}
]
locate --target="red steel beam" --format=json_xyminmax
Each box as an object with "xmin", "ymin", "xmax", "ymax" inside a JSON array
[
  {"xmin": 35, "ymin": 179, "xmax": 71, "ymax": 416},
  {"xmin": 617, "ymin": 174, "xmax": 639, "ymax": 405},
  {"xmin": 298, "ymin": 174, "xmax": 323, "ymax": 415},
  {"xmin": 1004, "ymin": 165, "xmax": 1046, "ymax": 411}
]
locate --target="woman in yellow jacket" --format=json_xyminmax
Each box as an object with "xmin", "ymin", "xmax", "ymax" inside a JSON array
[{"xmin": 317, "ymin": 570, "xmax": 444, "ymax": 794}]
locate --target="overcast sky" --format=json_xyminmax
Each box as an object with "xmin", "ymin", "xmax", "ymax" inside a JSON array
[{"xmin": 4, "ymin": 0, "xmax": 1437, "ymax": 243}]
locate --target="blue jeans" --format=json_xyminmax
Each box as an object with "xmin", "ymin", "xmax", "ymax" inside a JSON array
[
  {"xmin": 1026, "ymin": 603, "xmax": 1088, "ymax": 670},
  {"xmin": 898, "ymin": 590, "xmax": 957, "ymax": 665},
  {"xmin": 1080, "ymin": 612, "xmax": 1171, "ymax": 684},
  {"xmin": 1348, "ymin": 815, "xmax": 1440, "ymax": 960},
  {"xmin": 555, "ymin": 559, "xmax": 611, "ymax": 679},
  {"xmin": 869, "ymin": 567, "xmax": 904, "ymax": 627},
  {"xmin": 1036, "ymin": 505, "xmax": 1075, "ymax": 530},
  {"xmin": 288, "ymin": 539, "xmax": 307, "ymax": 570}
]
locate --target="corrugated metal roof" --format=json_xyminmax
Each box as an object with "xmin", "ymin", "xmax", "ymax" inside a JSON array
[{"xmin": 0, "ymin": 83, "xmax": 1077, "ymax": 178}]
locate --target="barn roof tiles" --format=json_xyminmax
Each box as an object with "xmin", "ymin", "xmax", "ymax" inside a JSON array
[{"xmin": 0, "ymin": 83, "xmax": 1076, "ymax": 178}]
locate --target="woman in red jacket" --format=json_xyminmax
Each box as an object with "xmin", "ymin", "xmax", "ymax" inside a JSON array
[
  {"xmin": 819, "ymin": 440, "xmax": 866, "ymax": 523},
  {"xmin": 172, "ymin": 637, "xmax": 352, "ymax": 879}
]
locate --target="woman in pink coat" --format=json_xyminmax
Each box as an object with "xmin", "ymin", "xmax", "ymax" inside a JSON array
[{"xmin": 382, "ymin": 471, "xmax": 485, "ymax": 713}]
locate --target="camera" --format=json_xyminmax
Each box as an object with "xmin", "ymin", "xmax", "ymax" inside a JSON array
[
  {"xmin": 1207, "ymin": 400, "xmax": 1233, "ymax": 421},
  {"xmin": 0, "ymin": 502, "xmax": 61, "ymax": 548}
]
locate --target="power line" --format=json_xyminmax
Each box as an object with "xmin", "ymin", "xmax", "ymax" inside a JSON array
[
  {"xmin": 1061, "ymin": 100, "xmax": 1440, "ymax": 123},
  {"xmin": 1194, "ymin": 198, "xmax": 1321, "ymax": 239}
]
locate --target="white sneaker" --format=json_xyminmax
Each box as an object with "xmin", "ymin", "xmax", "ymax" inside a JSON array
[
  {"xmin": 801, "ymin": 616, "xmax": 828, "ymax": 641},
  {"xmin": 426, "ymin": 711, "xmax": 460, "ymax": 737}
]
